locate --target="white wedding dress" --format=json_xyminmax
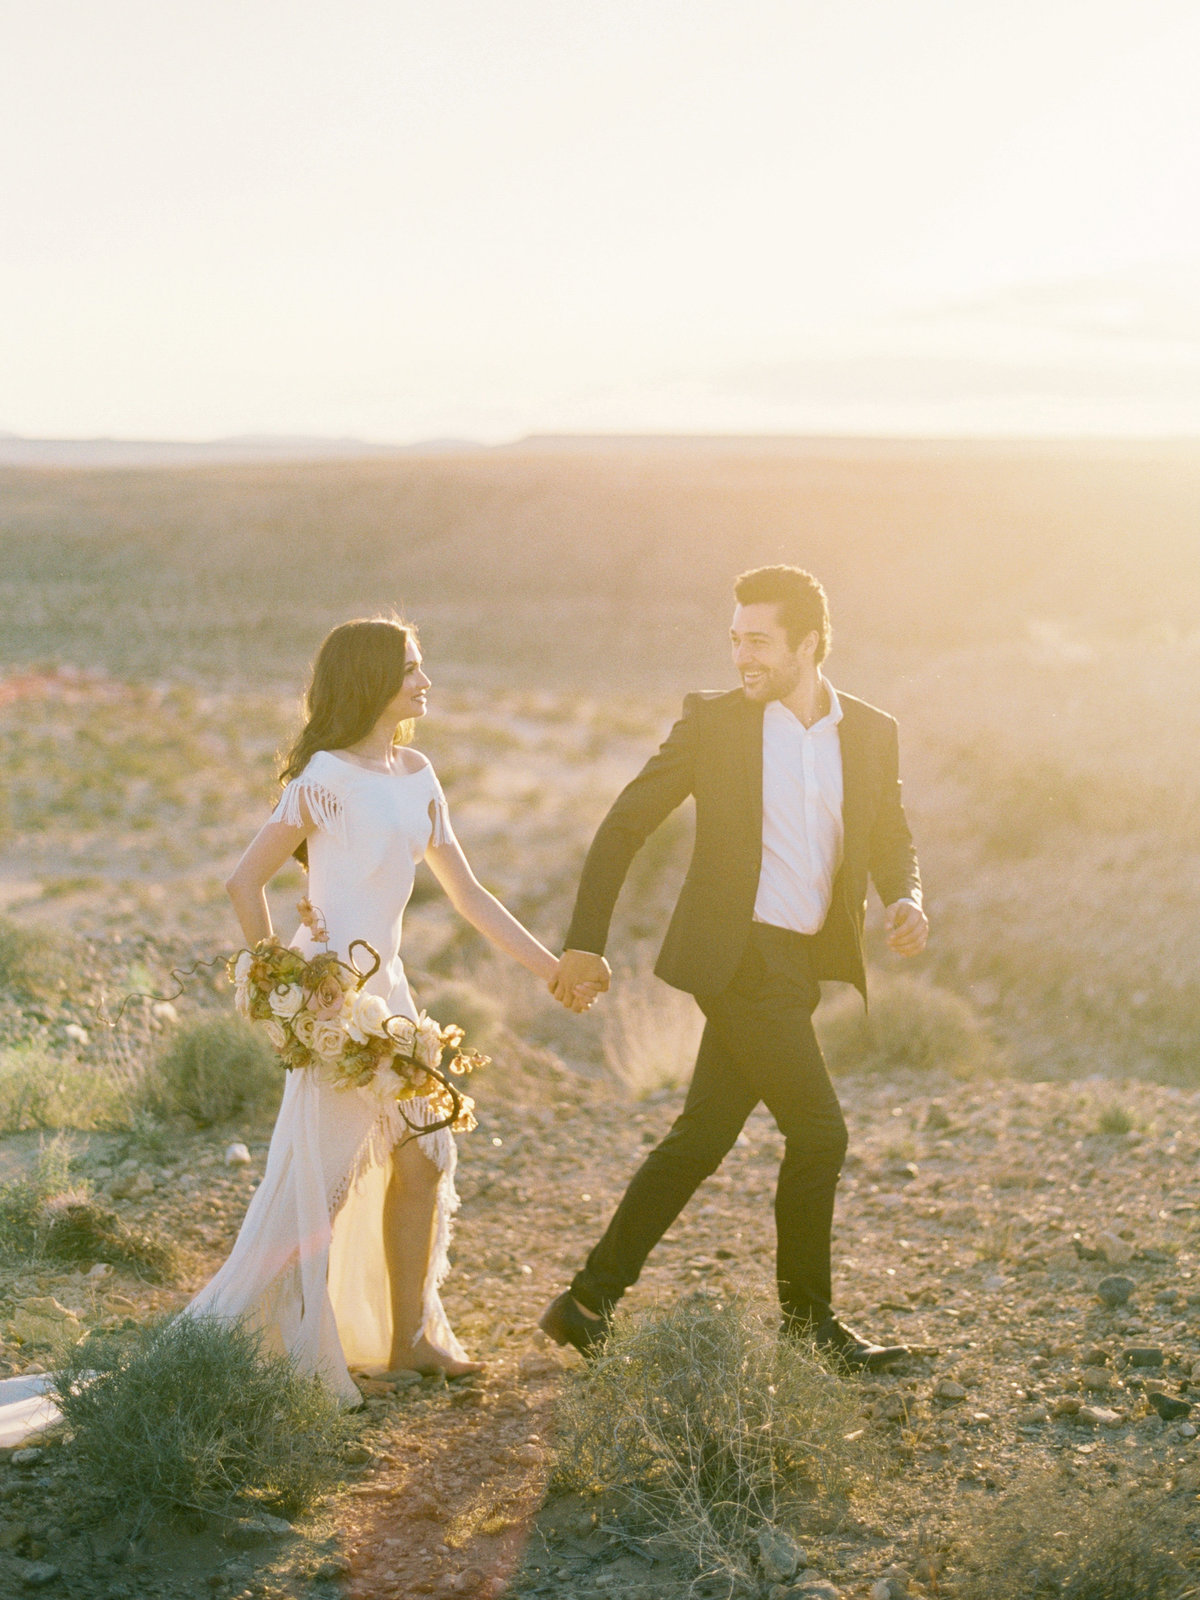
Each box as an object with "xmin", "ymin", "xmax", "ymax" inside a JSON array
[
  {"xmin": 0, "ymin": 748, "xmax": 470, "ymax": 1443},
  {"xmin": 183, "ymin": 749, "xmax": 468, "ymax": 1403}
]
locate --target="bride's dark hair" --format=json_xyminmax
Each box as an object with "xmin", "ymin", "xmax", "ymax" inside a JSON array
[{"xmin": 281, "ymin": 617, "xmax": 416, "ymax": 863}]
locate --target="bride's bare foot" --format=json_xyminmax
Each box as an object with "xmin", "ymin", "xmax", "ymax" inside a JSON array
[{"xmin": 388, "ymin": 1334, "xmax": 484, "ymax": 1378}]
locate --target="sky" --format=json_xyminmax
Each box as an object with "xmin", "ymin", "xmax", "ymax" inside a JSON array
[{"xmin": 2, "ymin": 0, "xmax": 1199, "ymax": 441}]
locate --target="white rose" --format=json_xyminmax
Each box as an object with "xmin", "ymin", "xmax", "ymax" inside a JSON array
[
  {"xmin": 385, "ymin": 1016, "xmax": 416, "ymax": 1056},
  {"xmin": 234, "ymin": 951, "xmax": 253, "ymax": 985},
  {"xmin": 263, "ymin": 1018, "xmax": 287, "ymax": 1050},
  {"xmin": 347, "ymin": 990, "xmax": 390, "ymax": 1043},
  {"xmin": 291, "ymin": 1011, "xmax": 317, "ymax": 1049},
  {"xmin": 414, "ymin": 1014, "xmax": 445, "ymax": 1072},
  {"xmin": 312, "ymin": 1019, "xmax": 346, "ymax": 1061},
  {"xmin": 268, "ymin": 982, "xmax": 304, "ymax": 1019},
  {"xmin": 234, "ymin": 984, "xmax": 251, "ymax": 1019}
]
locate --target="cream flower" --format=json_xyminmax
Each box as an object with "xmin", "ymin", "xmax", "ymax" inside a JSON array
[
  {"xmin": 263, "ymin": 1018, "xmax": 287, "ymax": 1050},
  {"xmin": 234, "ymin": 984, "xmax": 251, "ymax": 1020},
  {"xmin": 346, "ymin": 989, "xmax": 390, "ymax": 1043},
  {"xmin": 233, "ymin": 950, "xmax": 254, "ymax": 985},
  {"xmin": 312, "ymin": 1019, "xmax": 346, "ymax": 1060},
  {"xmin": 290, "ymin": 1010, "xmax": 317, "ymax": 1049},
  {"xmin": 414, "ymin": 1014, "xmax": 445, "ymax": 1072},
  {"xmin": 268, "ymin": 983, "xmax": 304, "ymax": 1019},
  {"xmin": 306, "ymin": 971, "xmax": 347, "ymax": 1022},
  {"xmin": 385, "ymin": 1016, "xmax": 417, "ymax": 1056}
]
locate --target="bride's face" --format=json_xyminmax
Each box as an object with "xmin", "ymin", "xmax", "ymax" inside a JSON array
[{"xmin": 382, "ymin": 640, "xmax": 431, "ymax": 724}]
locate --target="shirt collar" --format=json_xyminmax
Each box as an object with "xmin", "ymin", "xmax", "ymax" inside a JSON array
[{"xmin": 764, "ymin": 677, "xmax": 842, "ymax": 732}]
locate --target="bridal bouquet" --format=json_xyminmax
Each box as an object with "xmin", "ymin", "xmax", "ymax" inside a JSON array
[{"xmin": 228, "ymin": 903, "xmax": 483, "ymax": 1135}]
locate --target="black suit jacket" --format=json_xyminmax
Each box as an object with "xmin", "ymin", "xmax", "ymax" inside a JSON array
[{"xmin": 564, "ymin": 687, "xmax": 922, "ymax": 1003}]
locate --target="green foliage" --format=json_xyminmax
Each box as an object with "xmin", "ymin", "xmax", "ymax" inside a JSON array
[
  {"xmin": 0, "ymin": 916, "xmax": 72, "ymax": 1003},
  {"xmin": 1096, "ymin": 1102, "xmax": 1135, "ymax": 1136},
  {"xmin": 140, "ymin": 1014, "xmax": 281, "ymax": 1126},
  {"xmin": 816, "ymin": 974, "xmax": 991, "ymax": 1079},
  {"xmin": 551, "ymin": 1294, "xmax": 871, "ymax": 1596},
  {"xmin": 0, "ymin": 1042, "xmax": 124, "ymax": 1131},
  {"xmin": 0, "ymin": 1136, "xmax": 175, "ymax": 1279},
  {"xmin": 952, "ymin": 1472, "xmax": 1193, "ymax": 1600},
  {"xmin": 52, "ymin": 1315, "xmax": 354, "ymax": 1523},
  {"xmin": 415, "ymin": 976, "xmax": 506, "ymax": 1055}
]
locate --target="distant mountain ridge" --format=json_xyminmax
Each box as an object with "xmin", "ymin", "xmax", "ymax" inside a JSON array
[{"xmin": 0, "ymin": 434, "xmax": 481, "ymax": 467}]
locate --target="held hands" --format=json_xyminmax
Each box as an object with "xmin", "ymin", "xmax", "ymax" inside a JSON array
[
  {"xmin": 549, "ymin": 949, "xmax": 612, "ymax": 1014},
  {"xmin": 884, "ymin": 898, "xmax": 929, "ymax": 958}
]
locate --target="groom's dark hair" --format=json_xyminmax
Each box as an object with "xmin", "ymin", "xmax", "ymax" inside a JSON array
[{"xmin": 734, "ymin": 565, "xmax": 831, "ymax": 662}]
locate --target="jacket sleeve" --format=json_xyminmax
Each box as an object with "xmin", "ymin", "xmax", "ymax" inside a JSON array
[
  {"xmin": 564, "ymin": 697, "xmax": 701, "ymax": 956},
  {"xmin": 866, "ymin": 718, "xmax": 922, "ymax": 910}
]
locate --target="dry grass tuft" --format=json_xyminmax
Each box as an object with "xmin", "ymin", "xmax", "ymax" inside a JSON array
[
  {"xmin": 816, "ymin": 974, "xmax": 991, "ymax": 1079},
  {"xmin": 601, "ymin": 972, "xmax": 702, "ymax": 1098},
  {"xmin": 52, "ymin": 1315, "xmax": 354, "ymax": 1526},
  {"xmin": 550, "ymin": 1292, "xmax": 872, "ymax": 1597},
  {"xmin": 951, "ymin": 1470, "xmax": 1196, "ymax": 1600},
  {"xmin": 138, "ymin": 1014, "xmax": 282, "ymax": 1126}
]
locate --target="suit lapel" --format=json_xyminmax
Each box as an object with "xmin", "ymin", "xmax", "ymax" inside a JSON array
[
  {"xmin": 837, "ymin": 699, "xmax": 873, "ymax": 866},
  {"xmin": 736, "ymin": 694, "xmax": 765, "ymax": 837}
]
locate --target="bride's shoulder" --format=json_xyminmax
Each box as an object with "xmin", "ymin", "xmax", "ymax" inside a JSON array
[{"xmin": 395, "ymin": 748, "xmax": 435, "ymax": 777}]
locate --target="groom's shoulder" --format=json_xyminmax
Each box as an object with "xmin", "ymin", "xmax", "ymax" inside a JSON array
[
  {"xmin": 838, "ymin": 689, "xmax": 899, "ymax": 735},
  {"xmin": 679, "ymin": 687, "xmax": 745, "ymax": 720}
]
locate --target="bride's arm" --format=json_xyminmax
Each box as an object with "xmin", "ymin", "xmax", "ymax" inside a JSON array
[
  {"xmin": 425, "ymin": 836, "xmax": 559, "ymax": 984},
  {"xmin": 225, "ymin": 818, "xmax": 311, "ymax": 946}
]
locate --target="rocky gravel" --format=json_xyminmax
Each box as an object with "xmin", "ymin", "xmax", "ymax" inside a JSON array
[{"xmin": 2, "ymin": 1053, "xmax": 1200, "ymax": 1596}]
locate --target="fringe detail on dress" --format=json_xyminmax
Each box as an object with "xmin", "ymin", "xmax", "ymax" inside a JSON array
[
  {"xmin": 330, "ymin": 1092, "xmax": 460, "ymax": 1349},
  {"xmin": 428, "ymin": 790, "xmax": 453, "ymax": 847},
  {"xmin": 274, "ymin": 779, "xmax": 347, "ymax": 843}
]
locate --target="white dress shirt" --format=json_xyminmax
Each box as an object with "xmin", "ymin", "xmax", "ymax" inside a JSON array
[{"xmin": 753, "ymin": 682, "xmax": 844, "ymax": 935}]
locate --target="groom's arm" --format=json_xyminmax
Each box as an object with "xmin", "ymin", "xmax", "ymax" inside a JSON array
[
  {"xmin": 562, "ymin": 696, "xmax": 701, "ymax": 960},
  {"xmin": 868, "ymin": 717, "xmax": 924, "ymax": 924}
]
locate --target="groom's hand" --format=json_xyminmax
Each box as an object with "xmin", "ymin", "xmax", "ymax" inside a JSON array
[
  {"xmin": 885, "ymin": 898, "xmax": 928, "ymax": 957},
  {"xmin": 550, "ymin": 950, "xmax": 611, "ymax": 1012}
]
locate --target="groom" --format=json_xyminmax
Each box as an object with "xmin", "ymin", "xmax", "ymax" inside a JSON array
[{"xmin": 540, "ymin": 565, "xmax": 928, "ymax": 1371}]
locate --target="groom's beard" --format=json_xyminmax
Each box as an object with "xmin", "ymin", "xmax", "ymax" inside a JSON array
[{"xmin": 740, "ymin": 661, "xmax": 804, "ymax": 702}]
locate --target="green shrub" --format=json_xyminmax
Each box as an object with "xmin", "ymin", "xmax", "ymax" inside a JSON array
[
  {"xmin": 0, "ymin": 915, "xmax": 72, "ymax": 1003},
  {"xmin": 0, "ymin": 1136, "xmax": 175, "ymax": 1279},
  {"xmin": 816, "ymin": 974, "xmax": 991, "ymax": 1079},
  {"xmin": 952, "ymin": 1471, "xmax": 1192, "ymax": 1600},
  {"xmin": 0, "ymin": 1042, "xmax": 124, "ymax": 1131},
  {"xmin": 414, "ymin": 975, "xmax": 506, "ymax": 1055},
  {"xmin": 140, "ymin": 1014, "xmax": 281, "ymax": 1126},
  {"xmin": 52, "ymin": 1315, "xmax": 354, "ymax": 1523},
  {"xmin": 551, "ymin": 1293, "xmax": 872, "ymax": 1596}
]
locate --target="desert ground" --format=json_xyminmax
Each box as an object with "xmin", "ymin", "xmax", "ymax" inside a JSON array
[{"xmin": 1, "ymin": 439, "xmax": 1199, "ymax": 1598}]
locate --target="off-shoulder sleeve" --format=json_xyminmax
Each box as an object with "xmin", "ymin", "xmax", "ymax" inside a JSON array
[
  {"xmin": 425, "ymin": 765, "xmax": 455, "ymax": 848},
  {"xmin": 269, "ymin": 757, "xmax": 348, "ymax": 843}
]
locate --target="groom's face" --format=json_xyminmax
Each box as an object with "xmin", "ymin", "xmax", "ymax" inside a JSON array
[{"xmin": 730, "ymin": 602, "xmax": 814, "ymax": 702}]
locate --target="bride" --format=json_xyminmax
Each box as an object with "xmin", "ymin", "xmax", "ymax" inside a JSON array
[{"xmin": 184, "ymin": 616, "xmax": 593, "ymax": 1399}]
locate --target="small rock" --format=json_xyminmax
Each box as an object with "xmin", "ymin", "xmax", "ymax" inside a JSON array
[
  {"xmin": 516, "ymin": 1351, "xmax": 562, "ymax": 1379},
  {"xmin": 224, "ymin": 1142, "xmax": 252, "ymax": 1167},
  {"xmin": 11, "ymin": 1558, "xmax": 60, "ymax": 1590},
  {"xmin": 315, "ymin": 1555, "xmax": 353, "ymax": 1580},
  {"xmin": 151, "ymin": 1000, "xmax": 179, "ymax": 1024},
  {"xmin": 756, "ymin": 1526, "xmax": 806, "ymax": 1584},
  {"xmin": 223, "ymin": 1513, "xmax": 292, "ymax": 1546},
  {"xmin": 1017, "ymin": 1405, "xmax": 1050, "ymax": 1425},
  {"xmin": 1122, "ymin": 1347, "xmax": 1164, "ymax": 1368},
  {"xmin": 342, "ymin": 1443, "xmax": 373, "ymax": 1466},
  {"xmin": 110, "ymin": 1170, "xmax": 154, "ymax": 1201},
  {"xmin": 1077, "ymin": 1405, "xmax": 1123, "ymax": 1427},
  {"xmin": 85, "ymin": 1262, "xmax": 111, "ymax": 1280},
  {"xmin": 1179, "ymin": 1420, "xmax": 1198, "ymax": 1438},
  {"xmin": 933, "ymin": 1379, "xmax": 966, "ymax": 1404},
  {"xmin": 794, "ymin": 1577, "xmax": 840, "ymax": 1600},
  {"xmin": 1081, "ymin": 1367, "xmax": 1111, "ymax": 1392},
  {"xmin": 1097, "ymin": 1276, "xmax": 1136, "ymax": 1308},
  {"xmin": 1097, "ymin": 1232, "xmax": 1134, "ymax": 1266},
  {"xmin": 870, "ymin": 1577, "xmax": 909, "ymax": 1600},
  {"xmin": 64, "ymin": 1023, "xmax": 89, "ymax": 1046},
  {"xmin": 10, "ymin": 1449, "xmax": 43, "ymax": 1467},
  {"xmin": 1147, "ymin": 1392, "xmax": 1192, "ymax": 1422}
]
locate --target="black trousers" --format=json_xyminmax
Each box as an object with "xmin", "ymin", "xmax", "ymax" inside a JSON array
[{"xmin": 571, "ymin": 922, "xmax": 849, "ymax": 1328}]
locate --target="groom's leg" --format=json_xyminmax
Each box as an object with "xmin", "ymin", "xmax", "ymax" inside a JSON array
[
  {"xmin": 699, "ymin": 924, "xmax": 848, "ymax": 1329},
  {"xmin": 570, "ymin": 1014, "xmax": 759, "ymax": 1316}
]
